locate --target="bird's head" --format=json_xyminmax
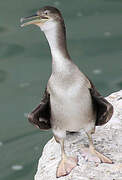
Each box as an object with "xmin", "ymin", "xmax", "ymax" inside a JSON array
[{"xmin": 20, "ymin": 6, "xmax": 63, "ymax": 31}]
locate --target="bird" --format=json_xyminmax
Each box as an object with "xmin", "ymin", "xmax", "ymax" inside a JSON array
[{"xmin": 21, "ymin": 6, "xmax": 113, "ymax": 178}]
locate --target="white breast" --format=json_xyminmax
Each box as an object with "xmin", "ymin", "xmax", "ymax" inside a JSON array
[{"xmin": 48, "ymin": 74, "xmax": 95, "ymax": 132}]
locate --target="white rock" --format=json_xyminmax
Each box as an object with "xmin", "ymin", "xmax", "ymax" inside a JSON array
[{"xmin": 35, "ymin": 90, "xmax": 122, "ymax": 180}]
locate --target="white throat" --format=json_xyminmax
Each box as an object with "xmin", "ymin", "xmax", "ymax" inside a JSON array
[
  {"xmin": 39, "ymin": 20, "xmax": 71, "ymax": 72},
  {"xmin": 42, "ymin": 22, "xmax": 61, "ymax": 58}
]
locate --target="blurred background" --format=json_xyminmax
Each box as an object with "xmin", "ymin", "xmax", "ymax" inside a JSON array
[{"xmin": 0, "ymin": 0, "xmax": 122, "ymax": 179}]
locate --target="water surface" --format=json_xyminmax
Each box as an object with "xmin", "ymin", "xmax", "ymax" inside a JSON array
[{"xmin": 0, "ymin": 0, "xmax": 122, "ymax": 179}]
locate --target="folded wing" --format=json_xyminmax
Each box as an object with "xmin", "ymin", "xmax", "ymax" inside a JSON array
[
  {"xmin": 89, "ymin": 81, "xmax": 113, "ymax": 126},
  {"xmin": 28, "ymin": 89, "xmax": 51, "ymax": 130}
]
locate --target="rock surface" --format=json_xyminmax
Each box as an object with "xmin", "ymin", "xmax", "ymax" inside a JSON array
[{"xmin": 35, "ymin": 90, "xmax": 122, "ymax": 180}]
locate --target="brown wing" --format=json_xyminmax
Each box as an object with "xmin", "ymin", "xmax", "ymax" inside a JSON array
[
  {"xmin": 28, "ymin": 88, "xmax": 51, "ymax": 130},
  {"xmin": 89, "ymin": 81, "xmax": 113, "ymax": 126}
]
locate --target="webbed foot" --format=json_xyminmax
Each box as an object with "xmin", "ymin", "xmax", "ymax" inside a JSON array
[
  {"xmin": 81, "ymin": 147, "xmax": 113, "ymax": 164},
  {"xmin": 56, "ymin": 156, "xmax": 78, "ymax": 178}
]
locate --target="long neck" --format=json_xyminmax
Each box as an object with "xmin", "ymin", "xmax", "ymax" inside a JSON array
[{"xmin": 43, "ymin": 21, "xmax": 71, "ymax": 72}]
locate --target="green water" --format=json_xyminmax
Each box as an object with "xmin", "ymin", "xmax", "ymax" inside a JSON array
[{"xmin": 0, "ymin": 0, "xmax": 122, "ymax": 179}]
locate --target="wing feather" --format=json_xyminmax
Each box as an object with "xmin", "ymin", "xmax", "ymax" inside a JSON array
[
  {"xmin": 89, "ymin": 81, "xmax": 113, "ymax": 126},
  {"xmin": 28, "ymin": 89, "xmax": 51, "ymax": 130}
]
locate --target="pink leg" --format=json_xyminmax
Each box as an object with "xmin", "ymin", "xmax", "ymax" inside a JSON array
[
  {"xmin": 81, "ymin": 132, "xmax": 113, "ymax": 164},
  {"xmin": 55, "ymin": 137, "xmax": 78, "ymax": 178}
]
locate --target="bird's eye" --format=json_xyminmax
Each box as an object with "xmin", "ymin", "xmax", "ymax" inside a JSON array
[{"xmin": 44, "ymin": 10, "xmax": 49, "ymax": 15}]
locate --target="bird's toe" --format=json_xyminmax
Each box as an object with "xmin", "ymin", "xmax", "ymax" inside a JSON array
[{"xmin": 56, "ymin": 156, "xmax": 78, "ymax": 178}]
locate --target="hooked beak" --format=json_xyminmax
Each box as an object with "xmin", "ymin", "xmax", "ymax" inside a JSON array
[{"xmin": 20, "ymin": 14, "xmax": 49, "ymax": 27}]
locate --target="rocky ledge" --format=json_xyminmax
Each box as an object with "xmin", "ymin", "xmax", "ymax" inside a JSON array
[{"xmin": 35, "ymin": 90, "xmax": 122, "ymax": 180}]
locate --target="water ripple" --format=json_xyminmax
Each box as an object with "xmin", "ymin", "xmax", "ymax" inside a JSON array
[
  {"xmin": 110, "ymin": 79, "xmax": 122, "ymax": 89},
  {"xmin": 0, "ymin": 69, "xmax": 8, "ymax": 83},
  {"xmin": 0, "ymin": 42, "xmax": 25, "ymax": 58},
  {"xmin": 11, "ymin": 165, "xmax": 23, "ymax": 171},
  {"xmin": 0, "ymin": 26, "xmax": 8, "ymax": 33},
  {"xmin": 0, "ymin": 141, "xmax": 3, "ymax": 146}
]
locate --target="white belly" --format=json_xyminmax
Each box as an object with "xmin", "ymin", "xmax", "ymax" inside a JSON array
[{"xmin": 49, "ymin": 79, "xmax": 95, "ymax": 132}]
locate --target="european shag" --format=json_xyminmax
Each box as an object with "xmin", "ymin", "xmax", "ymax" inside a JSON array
[{"xmin": 21, "ymin": 6, "xmax": 113, "ymax": 178}]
